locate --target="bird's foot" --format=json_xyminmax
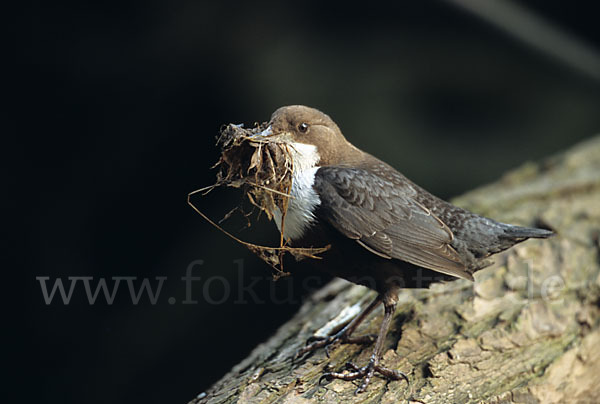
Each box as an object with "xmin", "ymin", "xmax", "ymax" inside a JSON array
[
  {"xmin": 320, "ymin": 360, "xmax": 408, "ymax": 394},
  {"xmin": 295, "ymin": 332, "xmax": 376, "ymax": 360}
]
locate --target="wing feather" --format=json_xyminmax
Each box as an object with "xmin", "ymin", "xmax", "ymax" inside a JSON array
[{"xmin": 314, "ymin": 166, "xmax": 472, "ymax": 281}]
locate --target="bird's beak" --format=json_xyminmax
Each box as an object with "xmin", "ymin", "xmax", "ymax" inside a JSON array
[
  {"xmin": 251, "ymin": 125, "xmax": 273, "ymax": 138},
  {"xmin": 250, "ymin": 125, "xmax": 293, "ymax": 142}
]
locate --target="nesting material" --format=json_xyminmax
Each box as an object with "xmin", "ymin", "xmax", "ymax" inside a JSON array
[
  {"xmin": 216, "ymin": 123, "xmax": 293, "ymax": 223},
  {"xmin": 187, "ymin": 123, "xmax": 330, "ymax": 279}
]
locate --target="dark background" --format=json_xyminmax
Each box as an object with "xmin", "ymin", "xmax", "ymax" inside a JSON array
[{"xmin": 13, "ymin": 1, "xmax": 600, "ymax": 403}]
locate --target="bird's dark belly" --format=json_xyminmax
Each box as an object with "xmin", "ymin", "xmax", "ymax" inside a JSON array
[{"xmin": 295, "ymin": 222, "xmax": 455, "ymax": 293}]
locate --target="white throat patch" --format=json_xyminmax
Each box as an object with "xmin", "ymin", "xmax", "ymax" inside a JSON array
[{"xmin": 272, "ymin": 142, "xmax": 321, "ymax": 240}]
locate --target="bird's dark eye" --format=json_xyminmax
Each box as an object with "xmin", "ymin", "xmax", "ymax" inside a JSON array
[{"xmin": 298, "ymin": 122, "xmax": 309, "ymax": 133}]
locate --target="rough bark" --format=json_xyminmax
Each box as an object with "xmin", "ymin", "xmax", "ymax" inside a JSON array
[{"xmin": 190, "ymin": 136, "xmax": 600, "ymax": 404}]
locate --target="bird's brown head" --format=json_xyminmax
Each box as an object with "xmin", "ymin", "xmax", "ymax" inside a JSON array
[{"xmin": 255, "ymin": 105, "xmax": 362, "ymax": 168}]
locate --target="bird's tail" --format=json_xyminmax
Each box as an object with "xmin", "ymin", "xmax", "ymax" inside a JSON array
[{"xmin": 502, "ymin": 224, "xmax": 555, "ymax": 239}]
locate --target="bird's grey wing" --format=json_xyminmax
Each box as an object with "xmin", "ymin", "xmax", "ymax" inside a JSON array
[{"xmin": 313, "ymin": 166, "xmax": 472, "ymax": 280}]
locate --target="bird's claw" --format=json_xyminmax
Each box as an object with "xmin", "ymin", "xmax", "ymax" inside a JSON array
[
  {"xmin": 295, "ymin": 335, "xmax": 337, "ymax": 360},
  {"xmin": 320, "ymin": 360, "xmax": 408, "ymax": 394}
]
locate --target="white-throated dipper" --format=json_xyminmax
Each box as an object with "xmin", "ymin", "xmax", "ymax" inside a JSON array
[{"xmin": 251, "ymin": 105, "xmax": 554, "ymax": 393}]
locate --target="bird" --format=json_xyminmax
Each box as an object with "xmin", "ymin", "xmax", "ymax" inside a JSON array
[{"xmin": 250, "ymin": 105, "xmax": 554, "ymax": 394}]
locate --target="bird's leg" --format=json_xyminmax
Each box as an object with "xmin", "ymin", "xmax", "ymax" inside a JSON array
[
  {"xmin": 295, "ymin": 295, "xmax": 382, "ymax": 360},
  {"xmin": 320, "ymin": 292, "xmax": 408, "ymax": 394}
]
